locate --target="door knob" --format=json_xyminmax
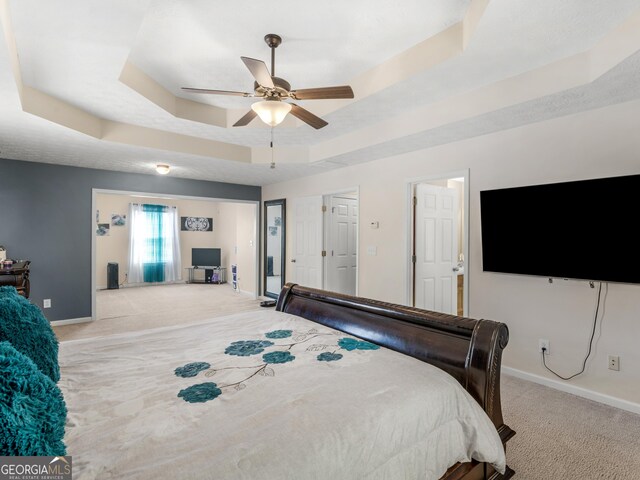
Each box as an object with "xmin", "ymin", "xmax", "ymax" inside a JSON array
[{"xmin": 291, "ymin": 259, "xmax": 296, "ymax": 263}]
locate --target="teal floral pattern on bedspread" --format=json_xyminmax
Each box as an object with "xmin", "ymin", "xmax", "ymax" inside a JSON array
[
  {"xmin": 337, "ymin": 338, "xmax": 380, "ymax": 351},
  {"xmin": 264, "ymin": 330, "xmax": 292, "ymax": 339},
  {"xmin": 224, "ymin": 340, "xmax": 273, "ymax": 357},
  {"xmin": 178, "ymin": 382, "xmax": 222, "ymax": 403},
  {"xmin": 174, "ymin": 326, "xmax": 381, "ymax": 403},
  {"xmin": 262, "ymin": 351, "xmax": 295, "ymax": 364},
  {"xmin": 174, "ymin": 362, "xmax": 210, "ymax": 378}
]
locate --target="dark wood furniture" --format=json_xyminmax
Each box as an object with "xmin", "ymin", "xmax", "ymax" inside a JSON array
[
  {"xmin": 0, "ymin": 261, "xmax": 31, "ymax": 298},
  {"xmin": 276, "ymin": 283, "xmax": 515, "ymax": 480}
]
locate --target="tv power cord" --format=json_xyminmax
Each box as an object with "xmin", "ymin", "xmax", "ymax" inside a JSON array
[{"xmin": 540, "ymin": 282, "xmax": 603, "ymax": 381}]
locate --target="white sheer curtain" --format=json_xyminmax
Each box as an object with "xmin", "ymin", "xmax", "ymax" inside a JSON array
[
  {"xmin": 128, "ymin": 203, "xmax": 182, "ymax": 284},
  {"xmin": 164, "ymin": 206, "xmax": 182, "ymax": 281}
]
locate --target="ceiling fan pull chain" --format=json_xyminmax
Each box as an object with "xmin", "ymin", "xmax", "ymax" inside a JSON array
[{"xmin": 270, "ymin": 127, "xmax": 276, "ymax": 169}]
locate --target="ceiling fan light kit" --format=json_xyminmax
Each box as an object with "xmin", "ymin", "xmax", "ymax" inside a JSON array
[
  {"xmin": 182, "ymin": 33, "xmax": 354, "ymax": 130},
  {"xmin": 251, "ymin": 99, "xmax": 292, "ymax": 127},
  {"xmin": 155, "ymin": 164, "xmax": 170, "ymax": 175}
]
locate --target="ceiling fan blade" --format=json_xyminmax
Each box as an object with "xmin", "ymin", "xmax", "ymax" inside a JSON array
[
  {"xmin": 182, "ymin": 87, "xmax": 253, "ymax": 97},
  {"xmin": 289, "ymin": 103, "xmax": 328, "ymax": 129},
  {"xmin": 241, "ymin": 56, "xmax": 275, "ymax": 89},
  {"xmin": 233, "ymin": 110, "xmax": 258, "ymax": 127},
  {"xmin": 290, "ymin": 85, "xmax": 354, "ymax": 100}
]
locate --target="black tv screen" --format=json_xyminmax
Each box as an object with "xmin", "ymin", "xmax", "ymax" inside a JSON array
[
  {"xmin": 192, "ymin": 248, "xmax": 221, "ymax": 267},
  {"xmin": 480, "ymin": 174, "xmax": 640, "ymax": 284}
]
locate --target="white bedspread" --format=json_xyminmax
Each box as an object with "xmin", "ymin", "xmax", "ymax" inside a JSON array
[{"xmin": 59, "ymin": 309, "xmax": 505, "ymax": 479}]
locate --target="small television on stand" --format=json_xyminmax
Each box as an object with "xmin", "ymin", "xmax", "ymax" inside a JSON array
[{"xmin": 191, "ymin": 248, "xmax": 222, "ymax": 284}]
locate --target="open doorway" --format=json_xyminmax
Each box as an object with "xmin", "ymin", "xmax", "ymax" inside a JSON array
[
  {"xmin": 91, "ymin": 189, "xmax": 259, "ymax": 322},
  {"xmin": 407, "ymin": 172, "xmax": 468, "ymax": 316}
]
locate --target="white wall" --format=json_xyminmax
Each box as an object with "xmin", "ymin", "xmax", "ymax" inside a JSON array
[
  {"xmin": 217, "ymin": 202, "xmax": 258, "ymax": 296},
  {"xmin": 216, "ymin": 202, "xmax": 238, "ymax": 277},
  {"xmin": 263, "ymin": 99, "xmax": 640, "ymax": 407}
]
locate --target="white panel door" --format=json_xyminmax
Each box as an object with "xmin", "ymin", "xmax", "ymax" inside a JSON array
[
  {"xmin": 291, "ymin": 195, "xmax": 323, "ymax": 288},
  {"xmin": 414, "ymin": 184, "xmax": 458, "ymax": 314},
  {"xmin": 326, "ymin": 195, "xmax": 358, "ymax": 295}
]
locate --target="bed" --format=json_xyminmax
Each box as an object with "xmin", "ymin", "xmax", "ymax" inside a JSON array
[{"xmin": 59, "ymin": 283, "xmax": 514, "ymax": 479}]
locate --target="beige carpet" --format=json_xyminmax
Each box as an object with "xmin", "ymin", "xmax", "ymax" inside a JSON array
[
  {"xmin": 502, "ymin": 375, "xmax": 640, "ymax": 479},
  {"xmin": 53, "ymin": 283, "xmax": 262, "ymax": 342},
  {"xmin": 53, "ymin": 284, "xmax": 640, "ymax": 478}
]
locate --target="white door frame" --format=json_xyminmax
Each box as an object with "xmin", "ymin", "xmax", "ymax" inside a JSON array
[
  {"xmin": 405, "ymin": 170, "xmax": 470, "ymax": 315},
  {"xmin": 322, "ymin": 188, "xmax": 360, "ymax": 296},
  {"xmin": 91, "ymin": 188, "xmax": 260, "ymax": 322}
]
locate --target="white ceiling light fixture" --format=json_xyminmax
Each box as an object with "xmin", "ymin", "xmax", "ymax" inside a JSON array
[
  {"xmin": 156, "ymin": 164, "xmax": 170, "ymax": 175},
  {"xmin": 251, "ymin": 99, "xmax": 292, "ymax": 127}
]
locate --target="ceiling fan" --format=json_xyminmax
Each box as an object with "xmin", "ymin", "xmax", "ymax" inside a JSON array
[{"xmin": 182, "ymin": 34, "xmax": 354, "ymax": 129}]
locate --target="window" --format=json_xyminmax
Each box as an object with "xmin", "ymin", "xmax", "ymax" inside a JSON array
[{"xmin": 128, "ymin": 204, "xmax": 181, "ymax": 283}]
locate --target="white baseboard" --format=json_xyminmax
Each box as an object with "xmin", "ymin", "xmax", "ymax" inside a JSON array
[
  {"xmin": 50, "ymin": 316, "xmax": 93, "ymax": 326},
  {"xmin": 238, "ymin": 288, "xmax": 257, "ymax": 299},
  {"xmin": 96, "ymin": 281, "xmax": 186, "ymax": 291},
  {"xmin": 503, "ymin": 366, "xmax": 640, "ymax": 415}
]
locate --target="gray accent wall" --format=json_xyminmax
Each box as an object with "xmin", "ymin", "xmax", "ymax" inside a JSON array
[{"xmin": 0, "ymin": 158, "xmax": 261, "ymax": 321}]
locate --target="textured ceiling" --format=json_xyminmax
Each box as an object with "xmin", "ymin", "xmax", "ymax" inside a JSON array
[{"xmin": 1, "ymin": 0, "xmax": 640, "ymax": 186}]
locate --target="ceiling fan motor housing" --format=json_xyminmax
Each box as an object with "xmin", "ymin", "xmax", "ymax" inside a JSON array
[{"xmin": 254, "ymin": 77, "xmax": 291, "ymax": 98}]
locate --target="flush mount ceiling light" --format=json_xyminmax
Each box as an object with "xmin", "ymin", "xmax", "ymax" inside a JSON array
[
  {"xmin": 251, "ymin": 99, "xmax": 292, "ymax": 127},
  {"xmin": 156, "ymin": 164, "xmax": 170, "ymax": 175}
]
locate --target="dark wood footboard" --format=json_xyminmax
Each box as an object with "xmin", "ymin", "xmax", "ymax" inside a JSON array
[{"xmin": 276, "ymin": 283, "xmax": 515, "ymax": 480}]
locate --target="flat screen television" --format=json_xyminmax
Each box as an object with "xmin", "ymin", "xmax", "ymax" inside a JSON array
[
  {"xmin": 192, "ymin": 248, "xmax": 221, "ymax": 267},
  {"xmin": 480, "ymin": 174, "xmax": 640, "ymax": 284}
]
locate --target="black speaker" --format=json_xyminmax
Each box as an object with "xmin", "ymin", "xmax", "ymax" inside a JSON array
[{"xmin": 107, "ymin": 262, "xmax": 119, "ymax": 290}]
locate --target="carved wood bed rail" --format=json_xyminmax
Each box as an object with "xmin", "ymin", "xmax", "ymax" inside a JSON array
[{"xmin": 276, "ymin": 283, "xmax": 515, "ymax": 480}]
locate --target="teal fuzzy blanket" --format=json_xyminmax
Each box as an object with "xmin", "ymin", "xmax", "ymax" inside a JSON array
[
  {"xmin": 0, "ymin": 286, "xmax": 60, "ymax": 382},
  {"xmin": 0, "ymin": 341, "xmax": 67, "ymax": 456}
]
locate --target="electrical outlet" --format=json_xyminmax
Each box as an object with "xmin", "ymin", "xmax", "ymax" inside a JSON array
[
  {"xmin": 608, "ymin": 355, "xmax": 620, "ymax": 371},
  {"xmin": 538, "ymin": 338, "xmax": 550, "ymax": 355},
  {"xmin": 43, "ymin": 299, "xmax": 51, "ymax": 309}
]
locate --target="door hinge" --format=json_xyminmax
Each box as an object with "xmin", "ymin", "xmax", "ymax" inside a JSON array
[
  {"xmin": 321, "ymin": 250, "xmax": 327, "ymax": 257},
  {"xmin": 411, "ymin": 255, "xmax": 417, "ymax": 264},
  {"xmin": 413, "ymin": 196, "xmax": 417, "ymax": 206},
  {"xmin": 331, "ymin": 207, "xmax": 335, "ymax": 213},
  {"xmin": 322, "ymin": 205, "xmax": 327, "ymax": 213}
]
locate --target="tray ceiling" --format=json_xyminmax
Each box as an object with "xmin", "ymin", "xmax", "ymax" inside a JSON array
[{"xmin": 1, "ymin": 0, "xmax": 640, "ymax": 185}]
